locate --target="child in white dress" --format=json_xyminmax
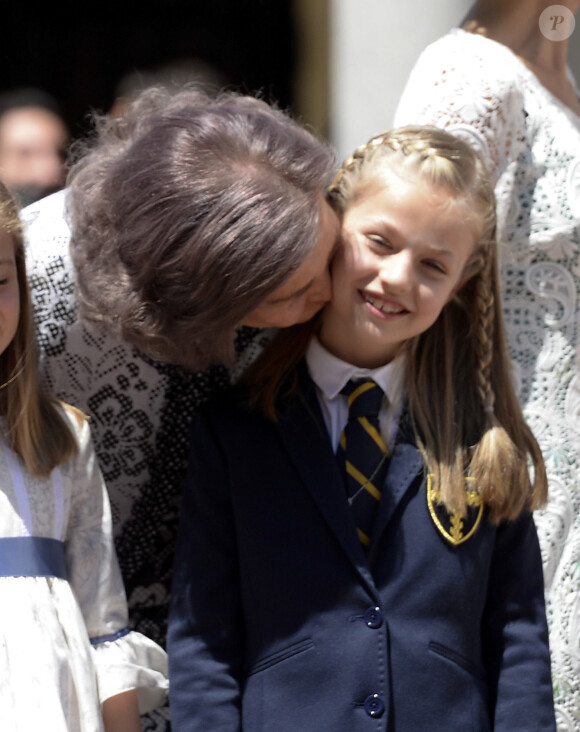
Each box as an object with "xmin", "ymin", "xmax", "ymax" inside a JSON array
[{"xmin": 0, "ymin": 180, "xmax": 168, "ymax": 730}]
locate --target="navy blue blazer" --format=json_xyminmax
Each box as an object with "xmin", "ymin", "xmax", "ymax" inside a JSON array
[{"xmin": 168, "ymin": 369, "xmax": 555, "ymax": 731}]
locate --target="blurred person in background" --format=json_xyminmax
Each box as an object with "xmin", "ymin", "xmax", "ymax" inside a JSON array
[{"xmin": 0, "ymin": 87, "xmax": 69, "ymax": 207}]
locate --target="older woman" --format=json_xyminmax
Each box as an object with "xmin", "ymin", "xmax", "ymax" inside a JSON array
[{"xmin": 23, "ymin": 86, "xmax": 338, "ymax": 730}]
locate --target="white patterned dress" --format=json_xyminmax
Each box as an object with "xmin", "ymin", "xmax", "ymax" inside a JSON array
[
  {"xmin": 394, "ymin": 28, "xmax": 580, "ymax": 730},
  {"xmin": 0, "ymin": 408, "xmax": 168, "ymax": 731}
]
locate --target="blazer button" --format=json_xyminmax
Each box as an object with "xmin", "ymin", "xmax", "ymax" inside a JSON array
[
  {"xmin": 364, "ymin": 606, "xmax": 383, "ymax": 629},
  {"xmin": 364, "ymin": 694, "xmax": 385, "ymax": 718}
]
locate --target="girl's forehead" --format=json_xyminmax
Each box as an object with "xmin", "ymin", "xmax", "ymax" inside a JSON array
[
  {"xmin": 352, "ymin": 167, "xmax": 481, "ymax": 224},
  {"xmin": 358, "ymin": 161, "xmax": 442, "ymax": 196}
]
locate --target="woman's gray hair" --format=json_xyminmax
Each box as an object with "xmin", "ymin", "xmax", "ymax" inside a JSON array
[{"xmin": 67, "ymin": 86, "xmax": 336, "ymax": 368}]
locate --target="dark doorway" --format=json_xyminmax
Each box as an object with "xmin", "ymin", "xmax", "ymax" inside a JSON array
[{"xmin": 0, "ymin": 1, "xmax": 296, "ymax": 139}]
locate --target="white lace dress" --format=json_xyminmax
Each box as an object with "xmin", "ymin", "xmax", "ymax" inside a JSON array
[
  {"xmin": 0, "ymin": 409, "xmax": 168, "ymax": 731},
  {"xmin": 394, "ymin": 27, "xmax": 580, "ymax": 730}
]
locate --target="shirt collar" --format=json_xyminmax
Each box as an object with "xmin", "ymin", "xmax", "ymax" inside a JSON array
[{"xmin": 305, "ymin": 337, "xmax": 404, "ymax": 405}]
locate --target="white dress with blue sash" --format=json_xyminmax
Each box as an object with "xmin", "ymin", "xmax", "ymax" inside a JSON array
[{"xmin": 0, "ymin": 409, "xmax": 168, "ymax": 731}]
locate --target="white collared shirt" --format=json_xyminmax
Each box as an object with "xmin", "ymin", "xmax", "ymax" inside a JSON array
[{"xmin": 305, "ymin": 338, "xmax": 405, "ymax": 453}]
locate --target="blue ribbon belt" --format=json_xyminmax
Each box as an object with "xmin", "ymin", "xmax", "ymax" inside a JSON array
[{"xmin": 0, "ymin": 536, "xmax": 68, "ymax": 579}]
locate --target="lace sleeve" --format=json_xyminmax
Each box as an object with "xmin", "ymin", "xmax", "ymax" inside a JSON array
[{"xmin": 394, "ymin": 30, "xmax": 528, "ymax": 183}]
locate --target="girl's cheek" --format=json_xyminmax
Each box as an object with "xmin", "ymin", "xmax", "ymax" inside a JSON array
[
  {"xmin": 330, "ymin": 246, "xmax": 350, "ymax": 278},
  {"xmin": 352, "ymin": 245, "xmax": 377, "ymax": 276}
]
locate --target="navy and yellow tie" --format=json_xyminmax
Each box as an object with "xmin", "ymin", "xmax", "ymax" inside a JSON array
[{"xmin": 337, "ymin": 379, "xmax": 390, "ymax": 549}]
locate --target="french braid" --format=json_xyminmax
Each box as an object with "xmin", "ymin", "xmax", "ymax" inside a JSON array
[
  {"xmin": 328, "ymin": 130, "xmax": 445, "ymax": 211},
  {"xmin": 327, "ymin": 135, "xmax": 383, "ymax": 207}
]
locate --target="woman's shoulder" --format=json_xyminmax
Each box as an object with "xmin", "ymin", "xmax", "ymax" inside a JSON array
[
  {"xmin": 395, "ymin": 28, "xmax": 530, "ymax": 173},
  {"xmin": 397, "ymin": 28, "xmax": 528, "ymax": 113},
  {"xmin": 412, "ymin": 28, "xmax": 525, "ymax": 78}
]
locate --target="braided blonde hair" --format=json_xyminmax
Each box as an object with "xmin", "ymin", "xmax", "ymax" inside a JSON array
[
  {"xmin": 246, "ymin": 126, "xmax": 546, "ymax": 521},
  {"xmin": 328, "ymin": 126, "xmax": 546, "ymax": 520}
]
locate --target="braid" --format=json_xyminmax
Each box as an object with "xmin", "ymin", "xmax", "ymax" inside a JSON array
[
  {"xmin": 467, "ymin": 229, "xmax": 548, "ymax": 521},
  {"xmin": 327, "ymin": 137, "xmax": 381, "ymax": 206},
  {"xmin": 328, "ymin": 127, "xmax": 460, "ymax": 213},
  {"xmin": 473, "ymin": 245, "xmax": 496, "ymax": 418}
]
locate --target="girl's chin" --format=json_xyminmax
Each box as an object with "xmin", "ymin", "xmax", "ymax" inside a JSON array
[{"xmin": 327, "ymin": 331, "xmax": 401, "ymax": 369}]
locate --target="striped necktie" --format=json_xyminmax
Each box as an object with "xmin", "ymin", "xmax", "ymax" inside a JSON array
[{"xmin": 337, "ymin": 379, "xmax": 390, "ymax": 549}]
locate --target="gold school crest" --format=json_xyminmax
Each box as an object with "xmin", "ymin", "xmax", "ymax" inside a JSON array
[{"xmin": 426, "ymin": 474, "xmax": 484, "ymax": 546}]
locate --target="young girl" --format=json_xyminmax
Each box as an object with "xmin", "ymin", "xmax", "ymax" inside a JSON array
[
  {"xmin": 0, "ymin": 181, "xmax": 168, "ymax": 731},
  {"xmin": 168, "ymin": 127, "xmax": 556, "ymax": 731}
]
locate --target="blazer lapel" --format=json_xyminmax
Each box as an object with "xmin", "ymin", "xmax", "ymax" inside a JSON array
[
  {"xmin": 275, "ymin": 367, "xmax": 377, "ymax": 594},
  {"xmin": 368, "ymin": 438, "xmax": 424, "ymax": 561}
]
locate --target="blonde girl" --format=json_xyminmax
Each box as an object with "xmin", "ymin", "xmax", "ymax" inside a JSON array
[
  {"xmin": 0, "ymin": 180, "xmax": 167, "ymax": 731},
  {"xmin": 169, "ymin": 127, "xmax": 555, "ymax": 731}
]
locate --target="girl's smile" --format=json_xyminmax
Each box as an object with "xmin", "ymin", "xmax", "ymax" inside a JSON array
[
  {"xmin": 320, "ymin": 175, "xmax": 479, "ymax": 368},
  {"xmin": 361, "ymin": 290, "xmax": 408, "ymax": 317}
]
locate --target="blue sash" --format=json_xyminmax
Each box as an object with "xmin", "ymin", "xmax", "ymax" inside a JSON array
[
  {"xmin": 0, "ymin": 536, "xmax": 68, "ymax": 579},
  {"xmin": 0, "ymin": 537, "xmax": 130, "ymax": 647}
]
